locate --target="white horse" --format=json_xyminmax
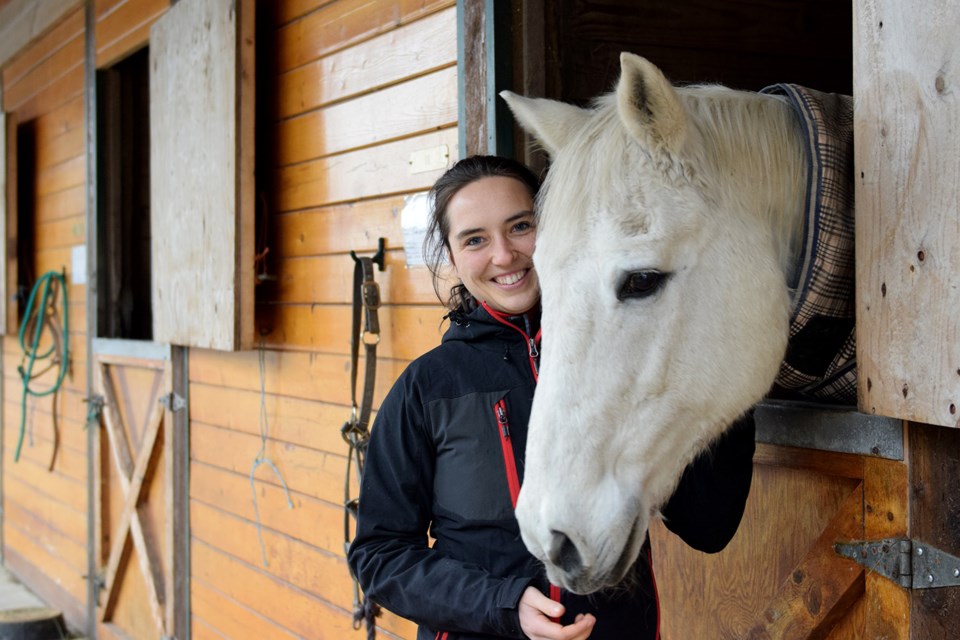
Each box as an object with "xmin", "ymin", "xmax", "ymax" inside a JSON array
[{"xmin": 501, "ymin": 53, "xmax": 849, "ymax": 594}]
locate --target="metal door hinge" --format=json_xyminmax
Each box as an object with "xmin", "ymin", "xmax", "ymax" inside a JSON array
[
  {"xmin": 835, "ymin": 538, "xmax": 960, "ymax": 589},
  {"xmin": 159, "ymin": 392, "xmax": 186, "ymax": 413}
]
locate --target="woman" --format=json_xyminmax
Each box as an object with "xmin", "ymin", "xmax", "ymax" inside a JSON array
[{"xmin": 347, "ymin": 156, "xmax": 756, "ymax": 640}]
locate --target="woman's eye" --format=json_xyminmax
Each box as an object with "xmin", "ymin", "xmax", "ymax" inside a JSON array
[
  {"xmin": 617, "ymin": 271, "xmax": 668, "ymax": 300},
  {"xmin": 464, "ymin": 236, "xmax": 483, "ymax": 247},
  {"xmin": 512, "ymin": 221, "xmax": 532, "ymax": 233}
]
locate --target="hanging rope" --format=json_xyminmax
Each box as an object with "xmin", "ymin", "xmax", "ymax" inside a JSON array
[
  {"xmin": 16, "ymin": 270, "xmax": 70, "ymax": 462},
  {"xmin": 249, "ymin": 337, "xmax": 294, "ymax": 567}
]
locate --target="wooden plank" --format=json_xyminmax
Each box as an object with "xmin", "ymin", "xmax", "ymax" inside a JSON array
[
  {"xmin": 189, "ymin": 461, "xmax": 345, "ymax": 557},
  {"xmin": 188, "ymin": 347, "xmax": 408, "ymax": 408},
  {"xmin": 862, "ymin": 455, "xmax": 909, "ymax": 639},
  {"xmin": 275, "ymin": 0, "xmax": 453, "ymax": 73},
  {"xmin": 3, "ymin": 498, "xmax": 87, "ymax": 571},
  {"xmin": 258, "ymin": 303, "xmax": 444, "ymax": 361},
  {"xmin": 36, "ymin": 183, "xmax": 85, "ymax": 223},
  {"xmin": 35, "ymin": 154, "xmax": 85, "ymax": 197},
  {"xmin": 271, "ymin": 195, "xmax": 406, "ymax": 258},
  {"xmin": 150, "ymin": 0, "xmax": 254, "ymax": 351},
  {"xmin": 4, "ymin": 64, "xmax": 85, "ymax": 123},
  {"xmin": 34, "ymin": 214, "xmax": 85, "ymax": 251},
  {"xmin": 652, "ymin": 462, "xmax": 863, "ymax": 639},
  {"xmin": 275, "ymin": 126, "xmax": 458, "ymax": 211},
  {"xmin": 190, "ymin": 421, "xmax": 346, "ymax": 506},
  {"xmin": 94, "ymin": 0, "xmax": 169, "ymax": 68},
  {"xmin": 2, "ymin": 415, "xmax": 87, "ymax": 479},
  {"xmin": 191, "ymin": 578, "xmax": 299, "ymax": 640},
  {"xmin": 754, "ymin": 442, "xmax": 865, "ymax": 480},
  {"xmin": 3, "ymin": 546, "xmax": 86, "ymax": 631},
  {"xmin": 276, "ymin": 6, "xmax": 456, "ymax": 119},
  {"xmin": 190, "ymin": 539, "xmax": 415, "ymax": 640},
  {"xmin": 854, "ymin": 0, "xmax": 960, "ymax": 427},
  {"xmin": 0, "ymin": 445, "xmax": 86, "ymax": 506},
  {"xmin": 2, "ymin": 34, "xmax": 85, "ymax": 112},
  {"xmin": 276, "ymin": 65, "xmax": 457, "ymax": 165},
  {"xmin": 33, "ymin": 121, "xmax": 84, "ymax": 169},
  {"xmin": 3, "ymin": 474, "xmax": 87, "ymax": 541},
  {"xmin": 3, "ymin": 524, "xmax": 87, "ymax": 602},
  {"xmin": 747, "ymin": 485, "xmax": 865, "ymax": 639},
  {"xmin": 274, "ymin": 250, "xmax": 438, "ymax": 305},
  {"xmin": 1, "ymin": 6, "xmax": 84, "ymax": 89},
  {"xmin": 908, "ymin": 422, "xmax": 960, "ymax": 638},
  {"xmin": 190, "ymin": 500, "xmax": 354, "ymax": 605},
  {"xmin": 189, "ymin": 382, "xmax": 363, "ymax": 454}
]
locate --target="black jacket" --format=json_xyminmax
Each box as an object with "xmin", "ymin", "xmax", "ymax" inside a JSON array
[{"xmin": 347, "ymin": 304, "xmax": 755, "ymax": 639}]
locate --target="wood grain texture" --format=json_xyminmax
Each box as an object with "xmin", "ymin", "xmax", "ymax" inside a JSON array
[
  {"xmin": 652, "ymin": 457, "xmax": 863, "ymax": 639},
  {"xmin": 854, "ymin": 0, "xmax": 960, "ymax": 428},
  {"xmin": 908, "ymin": 423, "xmax": 960, "ymax": 639},
  {"xmin": 150, "ymin": 0, "xmax": 254, "ymax": 350},
  {"xmin": 276, "ymin": 6, "xmax": 456, "ymax": 119},
  {"xmin": 93, "ymin": 0, "xmax": 169, "ymax": 68}
]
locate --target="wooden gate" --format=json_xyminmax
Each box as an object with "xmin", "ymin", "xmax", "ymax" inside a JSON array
[
  {"xmin": 92, "ymin": 341, "xmax": 186, "ymax": 640},
  {"xmin": 651, "ymin": 405, "xmax": 909, "ymax": 639}
]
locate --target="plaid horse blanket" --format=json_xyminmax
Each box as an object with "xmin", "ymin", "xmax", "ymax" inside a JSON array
[{"xmin": 761, "ymin": 84, "xmax": 856, "ymax": 405}]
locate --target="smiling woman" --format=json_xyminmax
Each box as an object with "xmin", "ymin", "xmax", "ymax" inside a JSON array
[{"xmin": 347, "ymin": 155, "xmax": 757, "ymax": 640}]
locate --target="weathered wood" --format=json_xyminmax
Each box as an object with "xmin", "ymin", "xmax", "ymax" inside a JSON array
[
  {"xmin": 188, "ymin": 347, "xmax": 409, "ymax": 409},
  {"xmin": 275, "ymin": 0, "xmax": 452, "ymax": 72},
  {"xmin": 0, "ymin": 4, "xmax": 84, "ymax": 86},
  {"xmin": 2, "ymin": 35, "xmax": 85, "ymax": 112},
  {"xmin": 747, "ymin": 486, "xmax": 865, "ymax": 639},
  {"xmin": 189, "ymin": 382, "xmax": 354, "ymax": 453},
  {"xmin": 271, "ymin": 195, "xmax": 408, "ymax": 258},
  {"xmin": 276, "ymin": 6, "xmax": 456, "ymax": 119},
  {"xmin": 191, "ymin": 421, "xmax": 346, "ymax": 506},
  {"xmin": 4, "ymin": 498, "xmax": 87, "ymax": 569},
  {"xmin": 275, "ymin": 126, "xmax": 458, "ymax": 211},
  {"xmin": 908, "ymin": 423, "xmax": 960, "ymax": 638},
  {"xmin": 862, "ymin": 455, "xmax": 910, "ymax": 639},
  {"xmin": 754, "ymin": 442, "xmax": 865, "ymax": 480},
  {"xmin": 93, "ymin": 0, "xmax": 169, "ymax": 68},
  {"xmin": 190, "ymin": 578, "xmax": 299, "ymax": 640},
  {"xmin": 854, "ymin": 0, "xmax": 960, "ymax": 428},
  {"xmin": 275, "ymin": 250, "xmax": 438, "ymax": 305},
  {"xmin": 191, "ymin": 500, "xmax": 354, "ymax": 605},
  {"xmin": 3, "ymin": 546, "xmax": 87, "ymax": 631},
  {"xmin": 190, "ymin": 461, "xmax": 345, "ymax": 557},
  {"xmin": 653, "ymin": 458, "xmax": 864, "ymax": 639},
  {"xmin": 276, "ymin": 65, "xmax": 458, "ymax": 165},
  {"xmin": 150, "ymin": 0, "xmax": 254, "ymax": 350},
  {"xmin": 257, "ymin": 303, "xmax": 445, "ymax": 361}
]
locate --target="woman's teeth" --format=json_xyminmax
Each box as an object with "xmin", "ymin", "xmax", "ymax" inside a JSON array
[{"xmin": 495, "ymin": 270, "xmax": 527, "ymax": 286}]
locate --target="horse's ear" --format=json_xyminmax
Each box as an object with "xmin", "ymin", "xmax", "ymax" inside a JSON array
[
  {"xmin": 616, "ymin": 53, "xmax": 687, "ymax": 154},
  {"xmin": 500, "ymin": 90, "xmax": 590, "ymax": 157}
]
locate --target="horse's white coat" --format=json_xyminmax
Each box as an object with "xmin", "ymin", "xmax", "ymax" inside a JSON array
[{"xmin": 501, "ymin": 53, "xmax": 808, "ymax": 594}]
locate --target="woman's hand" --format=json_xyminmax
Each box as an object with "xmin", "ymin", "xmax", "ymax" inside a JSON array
[{"xmin": 518, "ymin": 587, "xmax": 596, "ymax": 640}]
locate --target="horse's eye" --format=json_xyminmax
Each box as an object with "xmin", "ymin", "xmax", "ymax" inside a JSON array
[{"xmin": 617, "ymin": 270, "xmax": 667, "ymax": 300}]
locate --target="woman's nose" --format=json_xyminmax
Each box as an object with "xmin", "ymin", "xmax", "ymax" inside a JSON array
[{"xmin": 491, "ymin": 237, "xmax": 517, "ymax": 265}]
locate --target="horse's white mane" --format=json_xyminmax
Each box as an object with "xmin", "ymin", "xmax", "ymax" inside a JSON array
[{"xmin": 537, "ymin": 84, "xmax": 806, "ymax": 277}]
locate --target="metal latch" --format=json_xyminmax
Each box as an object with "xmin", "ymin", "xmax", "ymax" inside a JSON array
[
  {"xmin": 159, "ymin": 392, "xmax": 186, "ymax": 413},
  {"xmin": 835, "ymin": 538, "xmax": 960, "ymax": 589}
]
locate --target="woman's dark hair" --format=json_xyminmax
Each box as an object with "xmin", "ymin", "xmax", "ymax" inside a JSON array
[{"xmin": 424, "ymin": 155, "xmax": 541, "ymax": 310}]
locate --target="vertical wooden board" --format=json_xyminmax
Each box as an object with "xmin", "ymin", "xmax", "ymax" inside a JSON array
[
  {"xmin": 908, "ymin": 423, "xmax": 960, "ymax": 639},
  {"xmin": 854, "ymin": 0, "xmax": 960, "ymax": 428},
  {"xmin": 0, "ymin": 112, "xmax": 6, "ymax": 334},
  {"xmin": 150, "ymin": 0, "xmax": 254, "ymax": 350}
]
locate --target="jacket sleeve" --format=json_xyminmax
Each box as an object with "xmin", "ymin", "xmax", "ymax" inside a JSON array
[
  {"xmin": 346, "ymin": 373, "xmax": 531, "ymax": 638},
  {"xmin": 659, "ymin": 412, "xmax": 756, "ymax": 553}
]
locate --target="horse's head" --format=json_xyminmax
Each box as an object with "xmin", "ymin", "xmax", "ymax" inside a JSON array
[{"xmin": 502, "ymin": 53, "xmax": 804, "ymax": 593}]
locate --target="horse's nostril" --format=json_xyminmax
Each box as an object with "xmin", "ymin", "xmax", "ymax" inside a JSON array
[{"xmin": 548, "ymin": 530, "xmax": 582, "ymax": 573}]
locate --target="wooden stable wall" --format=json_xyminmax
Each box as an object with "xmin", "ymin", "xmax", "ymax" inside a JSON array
[
  {"xmin": 186, "ymin": 1, "xmax": 456, "ymax": 638},
  {"xmin": 1, "ymin": 5, "xmax": 89, "ymax": 627}
]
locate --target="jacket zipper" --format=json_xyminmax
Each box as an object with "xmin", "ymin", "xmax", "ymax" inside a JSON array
[
  {"xmin": 493, "ymin": 398, "xmax": 561, "ymax": 622},
  {"xmin": 480, "ymin": 301, "xmax": 541, "ymax": 382}
]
